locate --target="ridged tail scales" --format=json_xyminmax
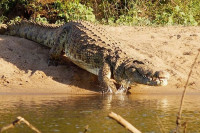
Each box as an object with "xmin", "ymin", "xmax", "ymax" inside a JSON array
[{"xmin": 1, "ymin": 20, "xmax": 63, "ymax": 48}]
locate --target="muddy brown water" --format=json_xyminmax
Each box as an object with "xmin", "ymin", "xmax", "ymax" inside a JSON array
[{"xmin": 0, "ymin": 93, "xmax": 200, "ymax": 133}]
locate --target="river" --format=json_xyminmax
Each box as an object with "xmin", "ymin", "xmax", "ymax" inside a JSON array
[{"xmin": 0, "ymin": 93, "xmax": 199, "ymax": 133}]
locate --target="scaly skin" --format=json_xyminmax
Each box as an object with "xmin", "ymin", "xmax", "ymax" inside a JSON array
[{"xmin": 0, "ymin": 20, "xmax": 170, "ymax": 93}]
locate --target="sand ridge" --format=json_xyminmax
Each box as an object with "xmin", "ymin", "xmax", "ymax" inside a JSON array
[{"xmin": 0, "ymin": 26, "xmax": 199, "ymax": 94}]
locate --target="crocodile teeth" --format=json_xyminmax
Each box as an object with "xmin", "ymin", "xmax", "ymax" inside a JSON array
[{"xmin": 159, "ymin": 79, "xmax": 168, "ymax": 86}]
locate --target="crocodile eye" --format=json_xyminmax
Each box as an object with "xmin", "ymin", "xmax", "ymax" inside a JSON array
[
  {"xmin": 152, "ymin": 77, "xmax": 157, "ymax": 81},
  {"xmin": 153, "ymin": 71, "xmax": 160, "ymax": 78}
]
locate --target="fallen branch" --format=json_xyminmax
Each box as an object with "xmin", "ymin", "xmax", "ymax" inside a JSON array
[
  {"xmin": 0, "ymin": 116, "xmax": 41, "ymax": 133},
  {"xmin": 175, "ymin": 49, "xmax": 200, "ymax": 133},
  {"xmin": 84, "ymin": 125, "xmax": 89, "ymax": 133},
  {"xmin": 108, "ymin": 112, "xmax": 141, "ymax": 133},
  {"xmin": 181, "ymin": 122, "xmax": 187, "ymax": 133}
]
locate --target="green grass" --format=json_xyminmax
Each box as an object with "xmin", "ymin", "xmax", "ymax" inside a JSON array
[{"xmin": 0, "ymin": 0, "xmax": 199, "ymax": 25}]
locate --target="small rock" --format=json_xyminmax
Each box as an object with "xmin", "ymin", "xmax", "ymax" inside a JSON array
[
  {"xmin": 1, "ymin": 75, "xmax": 5, "ymax": 79},
  {"xmin": 183, "ymin": 51, "xmax": 192, "ymax": 55},
  {"xmin": 190, "ymin": 34, "xmax": 198, "ymax": 36},
  {"xmin": 151, "ymin": 35, "xmax": 155, "ymax": 39},
  {"xmin": 8, "ymin": 48, "xmax": 13, "ymax": 51},
  {"xmin": 177, "ymin": 35, "xmax": 181, "ymax": 39}
]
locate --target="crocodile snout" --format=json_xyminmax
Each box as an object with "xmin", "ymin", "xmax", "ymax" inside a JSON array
[{"xmin": 153, "ymin": 71, "xmax": 170, "ymax": 86}]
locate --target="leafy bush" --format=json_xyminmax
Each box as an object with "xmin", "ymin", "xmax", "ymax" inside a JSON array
[
  {"xmin": 115, "ymin": 2, "xmax": 151, "ymax": 26},
  {"xmin": 0, "ymin": 15, "xmax": 7, "ymax": 24},
  {"xmin": 35, "ymin": 15, "xmax": 49, "ymax": 23},
  {"xmin": 8, "ymin": 16, "xmax": 22, "ymax": 24},
  {"xmin": 0, "ymin": 0, "xmax": 96, "ymax": 23},
  {"xmin": 151, "ymin": 1, "xmax": 198, "ymax": 26},
  {"xmin": 0, "ymin": 0, "xmax": 199, "ymax": 26},
  {"xmin": 53, "ymin": 0, "xmax": 95, "ymax": 22}
]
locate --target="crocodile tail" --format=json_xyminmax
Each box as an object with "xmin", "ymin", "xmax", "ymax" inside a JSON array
[{"xmin": 4, "ymin": 20, "xmax": 63, "ymax": 48}]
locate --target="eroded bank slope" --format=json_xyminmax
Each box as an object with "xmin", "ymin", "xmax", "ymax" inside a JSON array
[{"xmin": 0, "ymin": 26, "xmax": 199, "ymax": 94}]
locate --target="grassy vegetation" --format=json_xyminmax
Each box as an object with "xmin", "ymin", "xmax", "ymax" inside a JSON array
[{"xmin": 0, "ymin": 0, "xmax": 200, "ymax": 25}]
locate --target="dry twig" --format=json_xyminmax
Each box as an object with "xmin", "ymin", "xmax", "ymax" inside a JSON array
[
  {"xmin": 108, "ymin": 112, "xmax": 141, "ymax": 133},
  {"xmin": 175, "ymin": 49, "xmax": 200, "ymax": 133},
  {"xmin": 84, "ymin": 125, "xmax": 89, "ymax": 133},
  {"xmin": 0, "ymin": 116, "xmax": 41, "ymax": 133},
  {"xmin": 181, "ymin": 122, "xmax": 187, "ymax": 133}
]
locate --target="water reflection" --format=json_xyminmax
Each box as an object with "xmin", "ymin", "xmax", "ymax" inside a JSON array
[{"xmin": 0, "ymin": 94, "xmax": 199, "ymax": 133}]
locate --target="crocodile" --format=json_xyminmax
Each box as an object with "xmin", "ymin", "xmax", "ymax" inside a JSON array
[{"xmin": 0, "ymin": 20, "xmax": 170, "ymax": 93}]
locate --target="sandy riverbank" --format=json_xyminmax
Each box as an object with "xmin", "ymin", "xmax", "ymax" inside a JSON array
[{"xmin": 0, "ymin": 26, "xmax": 199, "ymax": 94}]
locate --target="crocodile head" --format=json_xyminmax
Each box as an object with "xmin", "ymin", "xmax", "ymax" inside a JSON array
[
  {"xmin": 118, "ymin": 60, "xmax": 170, "ymax": 87},
  {"xmin": 127, "ymin": 69, "xmax": 170, "ymax": 86}
]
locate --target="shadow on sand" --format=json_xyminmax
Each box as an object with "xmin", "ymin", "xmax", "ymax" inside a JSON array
[{"xmin": 0, "ymin": 35, "xmax": 100, "ymax": 92}]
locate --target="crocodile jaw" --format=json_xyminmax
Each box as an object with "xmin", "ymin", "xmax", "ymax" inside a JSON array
[
  {"xmin": 142, "ymin": 76, "xmax": 169, "ymax": 86},
  {"xmin": 155, "ymin": 78, "xmax": 168, "ymax": 86},
  {"xmin": 125, "ymin": 70, "xmax": 170, "ymax": 87},
  {"xmin": 151, "ymin": 70, "xmax": 170, "ymax": 86}
]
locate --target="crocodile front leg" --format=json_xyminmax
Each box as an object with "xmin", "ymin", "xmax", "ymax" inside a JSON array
[{"xmin": 98, "ymin": 63, "xmax": 117, "ymax": 94}]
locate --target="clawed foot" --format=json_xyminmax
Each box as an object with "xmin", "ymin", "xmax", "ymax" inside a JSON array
[
  {"xmin": 101, "ymin": 86, "xmax": 113, "ymax": 94},
  {"xmin": 101, "ymin": 85, "xmax": 128, "ymax": 94},
  {"xmin": 116, "ymin": 85, "xmax": 128, "ymax": 94}
]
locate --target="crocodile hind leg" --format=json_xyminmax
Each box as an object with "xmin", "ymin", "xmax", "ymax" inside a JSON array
[
  {"xmin": 48, "ymin": 27, "xmax": 71, "ymax": 66},
  {"xmin": 98, "ymin": 63, "xmax": 117, "ymax": 94}
]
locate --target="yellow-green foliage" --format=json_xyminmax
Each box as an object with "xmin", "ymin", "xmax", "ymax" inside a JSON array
[{"xmin": 0, "ymin": 0, "xmax": 200, "ymax": 25}]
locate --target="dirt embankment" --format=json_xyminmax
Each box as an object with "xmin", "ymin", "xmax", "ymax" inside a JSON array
[{"xmin": 0, "ymin": 26, "xmax": 199, "ymax": 94}]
